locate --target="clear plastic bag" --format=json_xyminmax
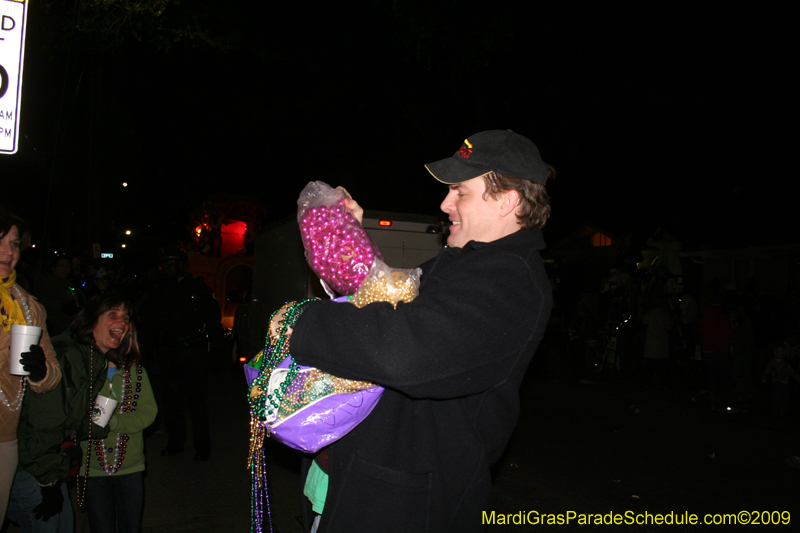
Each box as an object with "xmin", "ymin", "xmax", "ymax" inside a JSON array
[
  {"xmin": 297, "ymin": 181, "xmax": 383, "ymax": 295},
  {"xmin": 350, "ymin": 261, "xmax": 421, "ymax": 309}
]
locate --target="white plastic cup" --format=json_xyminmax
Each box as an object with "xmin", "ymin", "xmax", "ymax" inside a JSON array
[
  {"xmin": 9, "ymin": 324, "xmax": 43, "ymax": 376},
  {"xmin": 91, "ymin": 395, "xmax": 119, "ymax": 427}
]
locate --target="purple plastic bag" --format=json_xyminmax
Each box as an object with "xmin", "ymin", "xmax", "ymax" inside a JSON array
[{"xmin": 245, "ymin": 295, "xmax": 384, "ymax": 453}]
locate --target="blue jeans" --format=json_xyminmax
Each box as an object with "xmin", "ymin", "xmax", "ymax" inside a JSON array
[
  {"xmin": 85, "ymin": 472, "xmax": 143, "ymax": 533},
  {"xmin": 6, "ymin": 470, "xmax": 73, "ymax": 533}
]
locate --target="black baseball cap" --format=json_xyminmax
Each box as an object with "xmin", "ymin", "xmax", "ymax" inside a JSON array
[{"xmin": 425, "ymin": 130, "xmax": 549, "ymax": 185}]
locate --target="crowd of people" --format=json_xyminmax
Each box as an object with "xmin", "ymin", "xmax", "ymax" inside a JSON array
[
  {"xmin": 543, "ymin": 227, "xmax": 800, "ymax": 420},
  {"xmin": 4, "ymin": 130, "xmax": 558, "ymax": 533},
  {"xmin": 1, "ymin": 208, "xmax": 222, "ymax": 533},
  {"xmin": 3, "ymin": 128, "xmax": 799, "ymax": 533}
]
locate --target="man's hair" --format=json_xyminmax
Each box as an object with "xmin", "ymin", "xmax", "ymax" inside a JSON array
[
  {"xmin": 482, "ymin": 168, "xmax": 555, "ymax": 229},
  {"xmin": 70, "ymin": 292, "xmax": 136, "ymax": 369},
  {"xmin": 49, "ymin": 254, "xmax": 70, "ymax": 270},
  {"xmin": 0, "ymin": 208, "xmax": 31, "ymax": 248}
]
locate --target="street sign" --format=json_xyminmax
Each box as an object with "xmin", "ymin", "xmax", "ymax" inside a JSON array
[{"xmin": 0, "ymin": 0, "xmax": 28, "ymax": 154}]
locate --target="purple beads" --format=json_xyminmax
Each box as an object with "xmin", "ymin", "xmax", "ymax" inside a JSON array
[{"xmin": 299, "ymin": 199, "xmax": 383, "ymax": 295}]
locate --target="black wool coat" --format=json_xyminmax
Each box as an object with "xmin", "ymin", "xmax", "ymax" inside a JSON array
[{"xmin": 291, "ymin": 228, "xmax": 553, "ymax": 532}]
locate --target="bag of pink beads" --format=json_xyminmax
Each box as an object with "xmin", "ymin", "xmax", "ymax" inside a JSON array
[{"xmin": 297, "ymin": 181, "xmax": 384, "ymax": 295}]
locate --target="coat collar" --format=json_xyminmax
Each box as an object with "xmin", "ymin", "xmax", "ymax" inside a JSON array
[{"xmin": 450, "ymin": 228, "xmax": 547, "ymax": 253}]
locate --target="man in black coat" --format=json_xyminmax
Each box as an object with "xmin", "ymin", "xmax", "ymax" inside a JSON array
[
  {"xmin": 139, "ymin": 249, "xmax": 222, "ymax": 460},
  {"xmin": 289, "ymin": 130, "xmax": 554, "ymax": 532}
]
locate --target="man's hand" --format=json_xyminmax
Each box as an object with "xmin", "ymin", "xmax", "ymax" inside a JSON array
[
  {"xmin": 20, "ymin": 345, "xmax": 47, "ymax": 382},
  {"xmin": 269, "ymin": 305, "xmax": 293, "ymax": 344},
  {"xmin": 33, "ymin": 484, "xmax": 64, "ymax": 521},
  {"xmin": 336, "ymin": 186, "xmax": 364, "ymax": 223}
]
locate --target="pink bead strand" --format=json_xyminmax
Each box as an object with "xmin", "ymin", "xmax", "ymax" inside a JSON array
[{"xmin": 299, "ymin": 199, "xmax": 382, "ymax": 295}]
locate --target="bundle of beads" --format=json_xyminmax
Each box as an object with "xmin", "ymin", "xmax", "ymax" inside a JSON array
[
  {"xmin": 93, "ymin": 364, "xmax": 142, "ymax": 475},
  {"xmin": 350, "ymin": 267, "xmax": 420, "ymax": 309},
  {"xmin": 249, "ymin": 299, "xmax": 378, "ymax": 421},
  {"xmin": 297, "ymin": 182, "xmax": 383, "ymax": 295},
  {"xmin": 248, "ymin": 299, "xmax": 318, "ymax": 533}
]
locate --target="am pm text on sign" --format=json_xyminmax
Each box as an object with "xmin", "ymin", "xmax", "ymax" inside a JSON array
[{"xmin": 0, "ymin": 0, "xmax": 28, "ymax": 155}]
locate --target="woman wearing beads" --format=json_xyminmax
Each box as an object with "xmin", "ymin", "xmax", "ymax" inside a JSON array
[
  {"xmin": 0, "ymin": 209, "xmax": 61, "ymax": 521},
  {"xmin": 80, "ymin": 321, "xmax": 156, "ymax": 533},
  {"xmin": 8, "ymin": 293, "xmax": 135, "ymax": 532}
]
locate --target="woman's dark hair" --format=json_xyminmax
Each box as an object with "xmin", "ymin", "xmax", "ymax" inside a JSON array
[
  {"xmin": 70, "ymin": 292, "xmax": 136, "ymax": 370},
  {"xmin": 0, "ymin": 207, "xmax": 32, "ymax": 248},
  {"xmin": 126, "ymin": 322, "xmax": 142, "ymax": 370}
]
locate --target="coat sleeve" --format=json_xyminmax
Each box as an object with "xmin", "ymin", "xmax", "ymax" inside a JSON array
[
  {"xmin": 26, "ymin": 294, "xmax": 62, "ymax": 394},
  {"xmin": 108, "ymin": 366, "xmax": 157, "ymax": 434},
  {"xmin": 18, "ymin": 338, "xmax": 102, "ymax": 485},
  {"xmin": 290, "ymin": 249, "xmax": 551, "ymax": 399},
  {"xmin": 16, "ymin": 377, "xmax": 71, "ymax": 484}
]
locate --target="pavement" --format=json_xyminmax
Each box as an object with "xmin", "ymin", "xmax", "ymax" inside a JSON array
[{"xmin": 4, "ymin": 362, "xmax": 800, "ymax": 532}]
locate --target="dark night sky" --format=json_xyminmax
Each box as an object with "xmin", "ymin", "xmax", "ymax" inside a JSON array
[{"xmin": 2, "ymin": 2, "xmax": 795, "ymax": 254}]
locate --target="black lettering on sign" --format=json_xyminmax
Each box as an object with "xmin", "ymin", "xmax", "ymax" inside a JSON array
[
  {"xmin": 1, "ymin": 15, "xmax": 15, "ymax": 31},
  {"xmin": 0, "ymin": 64, "xmax": 9, "ymax": 99}
]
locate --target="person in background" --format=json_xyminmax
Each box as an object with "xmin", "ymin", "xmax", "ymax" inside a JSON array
[
  {"xmin": 762, "ymin": 345, "xmax": 800, "ymax": 418},
  {"xmin": 641, "ymin": 298, "xmax": 675, "ymax": 390},
  {"xmin": 80, "ymin": 323, "xmax": 156, "ymax": 533},
  {"xmin": 700, "ymin": 296, "xmax": 735, "ymax": 412},
  {"xmin": 138, "ymin": 249, "xmax": 222, "ymax": 461},
  {"xmin": 8, "ymin": 293, "xmax": 133, "ymax": 532},
  {"xmin": 69, "ymin": 256, "xmax": 89, "ymax": 307},
  {"xmin": 34, "ymin": 256, "xmax": 80, "ymax": 336},
  {"xmin": 85, "ymin": 268, "xmax": 113, "ymax": 301},
  {"xmin": 0, "ymin": 209, "xmax": 61, "ymax": 522}
]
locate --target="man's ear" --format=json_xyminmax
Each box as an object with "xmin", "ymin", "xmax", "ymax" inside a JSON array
[{"xmin": 498, "ymin": 189, "xmax": 521, "ymax": 218}]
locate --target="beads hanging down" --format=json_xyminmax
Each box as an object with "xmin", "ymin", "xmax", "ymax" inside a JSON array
[
  {"xmin": 1, "ymin": 286, "xmax": 33, "ymax": 412},
  {"xmin": 94, "ymin": 364, "xmax": 142, "ymax": 474},
  {"xmin": 247, "ymin": 299, "xmax": 317, "ymax": 533},
  {"xmin": 77, "ymin": 346, "xmax": 95, "ymax": 509},
  {"xmin": 0, "ymin": 377, "xmax": 26, "ymax": 411}
]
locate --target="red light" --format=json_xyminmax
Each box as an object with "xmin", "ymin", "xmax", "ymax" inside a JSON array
[
  {"xmin": 378, "ymin": 220, "xmax": 392, "ymax": 227},
  {"xmin": 239, "ymin": 356, "xmax": 247, "ymax": 363}
]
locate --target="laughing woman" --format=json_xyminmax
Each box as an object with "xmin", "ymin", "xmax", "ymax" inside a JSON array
[
  {"xmin": 0, "ymin": 209, "xmax": 61, "ymax": 522},
  {"xmin": 80, "ymin": 321, "xmax": 156, "ymax": 533},
  {"xmin": 7, "ymin": 293, "xmax": 134, "ymax": 532}
]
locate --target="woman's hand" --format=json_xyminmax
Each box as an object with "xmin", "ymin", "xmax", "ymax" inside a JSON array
[
  {"xmin": 336, "ymin": 186, "xmax": 364, "ymax": 223},
  {"xmin": 20, "ymin": 345, "xmax": 47, "ymax": 382}
]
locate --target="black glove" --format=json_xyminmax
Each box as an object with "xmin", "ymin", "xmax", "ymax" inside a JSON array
[
  {"xmin": 20, "ymin": 345, "xmax": 47, "ymax": 383},
  {"xmin": 33, "ymin": 484, "xmax": 64, "ymax": 521}
]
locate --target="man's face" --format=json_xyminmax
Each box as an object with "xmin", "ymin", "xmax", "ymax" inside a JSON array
[
  {"xmin": 439, "ymin": 177, "xmax": 506, "ymax": 248},
  {"xmin": 160, "ymin": 259, "xmax": 183, "ymax": 279},
  {"xmin": 53, "ymin": 258, "xmax": 70, "ymax": 279}
]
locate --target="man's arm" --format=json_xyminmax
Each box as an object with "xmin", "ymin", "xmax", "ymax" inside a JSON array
[{"xmin": 291, "ymin": 250, "xmax": 550, "ymax": 399}]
